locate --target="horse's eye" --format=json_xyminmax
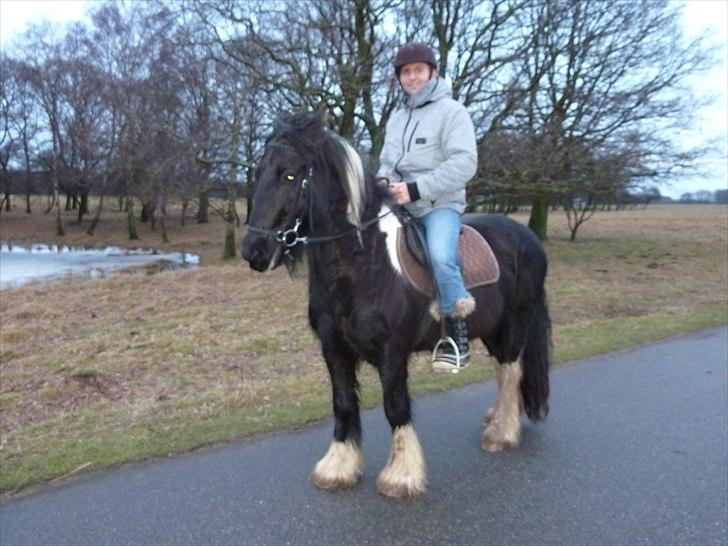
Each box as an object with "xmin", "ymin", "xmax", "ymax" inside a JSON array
[{"xmin": 284, "ymin": 173, "xmax": 295, "ymax": 183}]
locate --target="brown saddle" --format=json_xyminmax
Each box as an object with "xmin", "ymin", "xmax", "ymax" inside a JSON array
[{"xmin": 396, "ymin": 224, "xmax": 500, "ymax": 297}]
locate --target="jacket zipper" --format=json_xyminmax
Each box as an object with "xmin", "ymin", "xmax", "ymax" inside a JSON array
[
  {"xmin": 393, "ymin": 109, "xmax": 413, "ymax": 181},
  {"xmin": 406, "ymin": 121, "xmax": 420, "ymax": 152}
]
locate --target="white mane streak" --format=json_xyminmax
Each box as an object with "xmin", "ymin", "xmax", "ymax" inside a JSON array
[{"xmin": 336, "ymin": 135, "xmax": 366, "ymax": 228}]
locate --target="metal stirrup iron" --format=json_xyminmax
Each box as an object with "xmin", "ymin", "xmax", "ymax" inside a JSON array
[{"xmin": 432, "ymin": 336, "xmax": 464, "ymax": 373}]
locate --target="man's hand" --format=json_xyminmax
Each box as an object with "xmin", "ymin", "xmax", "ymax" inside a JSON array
[{"xmin": 389, "ymin": 182, "xmax": 411, "ymax": 205}]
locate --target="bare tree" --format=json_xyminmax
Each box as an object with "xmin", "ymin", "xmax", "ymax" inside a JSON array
[
  {"xmin": 476, "ymin": 0, "xmax": 713, "ymax": 240},
  {"xmin": 14, "ymin": 23, "xmax": 72, "ymax": 236}
]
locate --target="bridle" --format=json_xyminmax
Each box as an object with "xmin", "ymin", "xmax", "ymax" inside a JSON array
[{"xmin": 246, "ymin": 166, "xmax": 393, "ymax": 259}]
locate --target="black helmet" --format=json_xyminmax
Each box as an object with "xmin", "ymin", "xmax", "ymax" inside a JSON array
[{"xmin": 393, "ymin": 43, "xmax": 437, "ymax": 75}]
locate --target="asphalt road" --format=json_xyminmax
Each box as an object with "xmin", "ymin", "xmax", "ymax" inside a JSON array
[{"xmin": 1, "ymin": 327, "xmax": 726, "ymax": 545}]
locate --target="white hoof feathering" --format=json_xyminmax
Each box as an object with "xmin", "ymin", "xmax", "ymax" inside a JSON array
[
  {"xmin": 377, "ymin": 424, "xmax": 427, "ymax": 498},
  {"xmin": 483, "ymin": 362, "xmax": 523, "ymax": 453},
  {"xmin": 311, "ymin": 440, "xmax": 363, "ymax": 490}
]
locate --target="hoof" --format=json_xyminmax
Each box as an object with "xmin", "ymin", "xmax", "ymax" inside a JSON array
[
  {"xmin": 482, "ymin": 424, "xmax": 519, "ymax": 453},
  {"xmin": 376, "ymin": 470, "xmax": 426, "ymax": 498},
  {"xmin": 311, "ymin": 441, "xmax": 363, "ymax": 490},
  {"xmin": 312, "ymin": 470, "xmax": 360, "ymax": 490}
]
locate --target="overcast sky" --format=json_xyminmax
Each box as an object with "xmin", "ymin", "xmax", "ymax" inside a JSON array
[{"xmin": 1, "ymin": 0, "xmax": 726, "ymax": 199}]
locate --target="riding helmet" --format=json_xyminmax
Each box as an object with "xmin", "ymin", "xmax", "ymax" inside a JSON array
[{"xmin": 393, "ymin": 43, "xmax": 437, "ymax": 76}]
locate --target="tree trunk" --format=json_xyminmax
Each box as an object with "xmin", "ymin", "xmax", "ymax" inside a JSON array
[
  {"xmin": 87, "ymin": 175, "xmax": 108, "ymax": 236},
  {"xmin": 223, "ymin": 136, "xmax": 240, "ymax": 260},
  {"xmin": 223, "ymin": 193, "xmax": 237, "ymax": 260},
  {"xmin": 180, "ymin": 200, "xmax": 188, "ymax": 226},
  {"xmin": 87, "ymin": 194, "xmax": 104, "ymax": 236},
  {"xmin": 25, "ymin": 192, "xmax": 31, "ymax": 213},
  {"xmin": 4, "ymin": 190, "xmax": 10, "ymax": 211},
  {"xmin": 77, "ymin": 192, "xmax": 89, "ymax": 224},
  {"xmin": 197, "ymin": 188, "xmax": 210, "ymax": 223},
  {"xmin": 44, "ymin": 193, "xmax": 54, "ymax": 214},
  {"xmin": 51, "ymin": 152, "xmax": 64, "ymax": 236},
  {"xmin": 528, "ymin": 196, "xmax": 549, "ymax": 241},
  {"xmin": 126, "ymin": 196, "xmax": 139, "ymax": 240},
  {"xmin": 140, "ymin": 201, "xmax": 155, "ymax": 223},
  {"xmin": 155, "ymin": 195, "xmax": 169, "ymax": 243}
]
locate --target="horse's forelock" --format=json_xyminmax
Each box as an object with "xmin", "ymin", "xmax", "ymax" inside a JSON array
[{"xmin": 271, "ymin": 112, "xmax": 327, "ymax": 154}]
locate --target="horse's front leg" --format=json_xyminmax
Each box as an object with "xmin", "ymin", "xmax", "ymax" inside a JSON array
[
  {"xmin": 311, "ymin": 332, "xmax": 363, "ymax": 490},
  {"xmin": 376, "ymin": 350, "xmax": 427, "ymax": 497},
  {"xmin": 483, "ymin": 361, "xmax": 523, "ymax": 452}
]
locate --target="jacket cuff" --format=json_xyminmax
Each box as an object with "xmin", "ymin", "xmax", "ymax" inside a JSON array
[{"xmin": 407, "ymin": 182, "xmax": 421, "ymax": 202}]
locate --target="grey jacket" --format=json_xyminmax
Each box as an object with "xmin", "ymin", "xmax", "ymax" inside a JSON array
[{"xmin": 377, "ymin": 77, "xmax": 477, "ymax": 217}]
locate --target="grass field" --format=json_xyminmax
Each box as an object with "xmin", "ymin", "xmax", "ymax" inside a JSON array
[{"xmin": 1, "ymin": 200, "xmax": 726, "ymax": 494}]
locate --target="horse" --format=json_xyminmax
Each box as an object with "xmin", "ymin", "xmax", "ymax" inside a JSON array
[{"xmin": 241, "ymin": 110, "xmax": 551, "ymax": 498}]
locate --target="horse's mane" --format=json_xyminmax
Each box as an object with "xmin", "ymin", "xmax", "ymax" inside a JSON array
[{"xmin": 271, "ymin": 111, "xmax": 370, "ymax": 229}]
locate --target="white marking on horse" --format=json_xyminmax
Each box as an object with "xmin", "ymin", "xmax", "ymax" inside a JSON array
[
  {"xmin": 377, "ymin": 205, "xmax": 403, "ymax": 276},
  {"xmin": 377, "ymin": 423, "xmax": 427, "ymax": 497},
  {"xmin": 311, "ymin": 440, "xmax": 363, "ymax": 490},
  {"xmin": 483, "ymin": 361, "xmax": 523, "ymax": 452}
]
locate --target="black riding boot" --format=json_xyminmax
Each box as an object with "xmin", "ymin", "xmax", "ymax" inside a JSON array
[{"xmin": 432, "ymin": 315, "xmax": 471, "ymax": 372}]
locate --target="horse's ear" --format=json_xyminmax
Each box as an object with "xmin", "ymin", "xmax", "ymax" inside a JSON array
[{"xmin": 316, "ymin": 105, "xmax": 330, "ymax": 128}]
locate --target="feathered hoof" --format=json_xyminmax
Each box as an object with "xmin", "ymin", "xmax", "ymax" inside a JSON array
[
  {"xmin": 312, "ymin": 469, "xmax": 360, "ymax": 490},
  {"xmin": 311, "ymin": 441, "xmax": 363, "ymax": 490},
  {"xmin": 377, "ymin": 424, "xmax": 427, "ymax": 498},
  {"xmin": 482, "ymin": 424, "xmax": 520, "ymax": 453},
  {"xmin": 376, "ymin": 468, "xmax": 427, "ymax": 498}
]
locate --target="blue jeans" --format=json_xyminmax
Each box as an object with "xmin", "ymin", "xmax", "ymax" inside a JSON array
[{"xmin": 416, "ymin": 208, "xmax": 471, "ymax": 315}]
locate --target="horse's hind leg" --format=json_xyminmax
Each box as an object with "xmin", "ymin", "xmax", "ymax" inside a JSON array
[
  {"xmin": 311, "ymin": 336, "xmax": 363, "ymax": 490},
  {"xmin": 375, "ymin": 352, "xmax": 426, "ymax": 497},
  {"xmin": 482, "ymin": 361, "xmax": 523, "ymax": 453}
]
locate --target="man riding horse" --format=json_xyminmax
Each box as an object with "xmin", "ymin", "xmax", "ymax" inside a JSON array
[{"xmin": 377, "ymin": 42, "xmax": 477, "ymax": 372}]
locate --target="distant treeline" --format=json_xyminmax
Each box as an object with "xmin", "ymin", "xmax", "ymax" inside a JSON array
[{"xmin": 0, "ymin": 1, "xmax": 715, "ymax": 243}]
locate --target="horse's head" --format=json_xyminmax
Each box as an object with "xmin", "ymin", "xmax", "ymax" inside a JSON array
[{"xmin": 242, "ymin": 110, "xmax": 368, "ymax": 272}]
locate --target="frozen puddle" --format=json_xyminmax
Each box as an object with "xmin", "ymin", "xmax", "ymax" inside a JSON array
[{"xmin": 0, "ymin": 242, "xmax": 200, "ymax": 289}]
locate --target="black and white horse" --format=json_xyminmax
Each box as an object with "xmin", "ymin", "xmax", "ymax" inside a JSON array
[{"xmin": 242, "ymin": 110, "xmax": 551, "ymax": 497}]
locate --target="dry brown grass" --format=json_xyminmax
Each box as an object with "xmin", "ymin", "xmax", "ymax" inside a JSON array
[{"xmin": 0, "ymin": 200, "xmax": 726, "ymax": 493}]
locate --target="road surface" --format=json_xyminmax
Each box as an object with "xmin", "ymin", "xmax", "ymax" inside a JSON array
[{"xmin": 1, "ymin": 327, "xmax": 726, "ymax": 545}]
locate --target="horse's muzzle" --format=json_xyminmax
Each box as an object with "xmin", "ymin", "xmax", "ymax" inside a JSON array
[{"xmin": 241, "ymin": 232, "xmax": 278, "ymax": 272}]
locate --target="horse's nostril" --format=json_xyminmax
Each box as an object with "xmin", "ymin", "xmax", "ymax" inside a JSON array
[{"xmin": 241, "ymin": 237, "xmax": 271, "ymax": 271}]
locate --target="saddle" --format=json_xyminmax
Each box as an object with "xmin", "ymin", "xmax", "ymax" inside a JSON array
[{"xmin": 393, "ymin": 209, "xmax": 500, "ymax": 297}]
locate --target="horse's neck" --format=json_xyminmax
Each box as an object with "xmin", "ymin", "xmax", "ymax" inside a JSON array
[{"xmin": 306, "ymin": 195, "xmax": 395, "ymax": 290}]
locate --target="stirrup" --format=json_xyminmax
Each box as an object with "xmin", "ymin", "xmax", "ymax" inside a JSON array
[{"xmin": 432, "ymin": 336, "xmax": 469, "ymax": 373}]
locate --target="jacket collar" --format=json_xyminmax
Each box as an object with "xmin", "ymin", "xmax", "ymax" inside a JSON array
[{"xmin": 403, "ymin": 77, "xmax": 451, "ymax": 110}]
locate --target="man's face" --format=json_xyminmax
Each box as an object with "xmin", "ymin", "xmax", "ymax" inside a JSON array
[{"xmin": 398, "ymin": 62, "xmax": 436, "ymax": 96}]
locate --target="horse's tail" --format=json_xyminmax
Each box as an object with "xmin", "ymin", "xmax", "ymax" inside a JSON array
[{"xmin": 520, "ymin": 291, "xmax": 551, "ymax": 422}]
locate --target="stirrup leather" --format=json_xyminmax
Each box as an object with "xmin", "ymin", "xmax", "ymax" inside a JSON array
[{"xmin": 432, "ymin": 336, "xmax": 468, "ymax": 373}]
